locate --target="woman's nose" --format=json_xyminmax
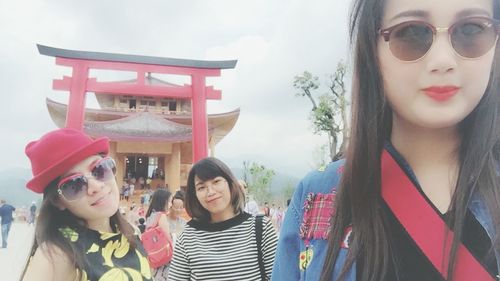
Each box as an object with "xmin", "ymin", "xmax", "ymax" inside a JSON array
[
  {"xmin": 424, "ymin": 32, "xmax": 458, "ymax": 74},
  {"xmin": 87, "ymin": 178, "xmax": 104, "ymax": 195}
]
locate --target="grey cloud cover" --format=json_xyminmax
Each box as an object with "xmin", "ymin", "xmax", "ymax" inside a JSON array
[{"xmin": 0, "ymin": 0, "xmax": 350, "ymax": 177}]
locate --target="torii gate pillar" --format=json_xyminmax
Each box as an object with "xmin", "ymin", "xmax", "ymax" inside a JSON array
[
  {"xmin": 66, "ymin": 62, "xmax": 89, "ymax": 130},
  {"xmin": 191, "ymin": 74, "xmax": 209, "ymax": 159}
]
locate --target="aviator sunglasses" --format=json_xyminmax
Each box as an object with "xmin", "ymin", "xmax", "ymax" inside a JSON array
[
  {"xmin": 380, "ymin": 16, "xmax": 500, "ymax": 62},
  {"xmin": 57, "ymin": 157, "xmax": 116, "ymax": 201}
]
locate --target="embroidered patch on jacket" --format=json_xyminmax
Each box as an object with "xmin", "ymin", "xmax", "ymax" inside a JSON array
[
  {"xmin": 340, "ymin": 225, "xmax": 353, "ymax": 249},
  {"xmin": 299, "ymin": 192, "xmax": 336, "ymax": 240},
  {"xmin": 337, "ymin": 165, "xmax": 344, "ymax": 174},
  {"xmin": 299, "ymin": 246, "xmax": 314, "ymax": 271}
]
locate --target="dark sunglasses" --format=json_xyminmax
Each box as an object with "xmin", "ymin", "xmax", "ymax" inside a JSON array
[
  {"xmin": 380, "ymin": 17, "xmax": 500, "ymax": 62},
  {"xmin": 57, "ymin": 157, "xmax": 116, "ymax": 201}
]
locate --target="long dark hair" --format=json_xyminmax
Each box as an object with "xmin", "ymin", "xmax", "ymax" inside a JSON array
[
  {"xmin": 185, "ymin": 157, "xmax": 245, "ymax": 222},
  {"xmin": 20, "ymin": 177, "xmax": 136, "ymax": 280},
  {"xmin": 320, "ymin": 0, "xmax": 500, "ymax": 280},
  {"xmin": 146, "ymin": 189, "xmax": 172, "ymax": 218}
]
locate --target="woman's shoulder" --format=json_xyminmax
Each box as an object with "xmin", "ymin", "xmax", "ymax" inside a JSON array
[
  {"xmin": 284, "ymin": 159, "xmax": 344, "ymax": 234},
  {"xmin": 37, "ymin": 242, "xmax": 69, "ymax": 260},
  {"xmin": 145, "ymin": 211, "xmax": 164, "ymax": 225},
  {"xmin": 157, "ymin": 212, "xmax": 168, "ymax": 220},
  {"xmin": 185, "ymin": 213, "xmax": 251, "ymax": 233},
  {"xmin": 177, "ymin": 222, "xmax": 199, "ymax": 242},
  {"xmin": 298, "ymin": 159, "xmax": 345, "ymax": 195},
  {"xmin": 22, "ymin": 243, "xmax": 77, "ymax": 281}
]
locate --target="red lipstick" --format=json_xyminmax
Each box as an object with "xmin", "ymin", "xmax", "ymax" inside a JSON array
[{"xmin": 422, "ymin": 86, "xmax": 459, "ymax": 102}]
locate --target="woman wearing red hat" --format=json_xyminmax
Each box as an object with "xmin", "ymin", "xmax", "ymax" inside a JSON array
[{"xmin": 21, "ymin": 128, "xmax": 152, "ymax": 281}]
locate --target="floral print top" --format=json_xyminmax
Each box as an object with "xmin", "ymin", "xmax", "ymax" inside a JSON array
[{"xmin": 59, "ymin": 226, "xmax": 152, "ymax": 281}]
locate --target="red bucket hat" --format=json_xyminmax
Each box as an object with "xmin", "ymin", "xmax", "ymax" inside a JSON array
[{"xmin": 25, "ymin": 128, "xmax": 109, "ymax": 193}]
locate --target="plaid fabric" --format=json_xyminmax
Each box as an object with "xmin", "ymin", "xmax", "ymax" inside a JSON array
[{"xmin": 299, "ymin": 192, "xmax": 336, "ymax": 241}]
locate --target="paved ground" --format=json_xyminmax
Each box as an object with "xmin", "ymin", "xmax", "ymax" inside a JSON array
[{"xmin": 0, "ymin": 223, "xmax": 35, "ymax": 281}]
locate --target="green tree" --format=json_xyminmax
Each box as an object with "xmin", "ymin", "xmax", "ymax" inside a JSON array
[
  {"xmin": 293, "ymin": 70, "xmax": 320, "ymax": 110},
  {"xmin": 245, "ymin": 162, "xmax": 275, "ymax": 204},
  {"xmin": 293, "ymin": 61, "xmax": 349, "ymax": 161}
]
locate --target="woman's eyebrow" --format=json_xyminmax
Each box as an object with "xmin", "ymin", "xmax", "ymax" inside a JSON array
[
  {"xmin": 455, "ymin": 8, "xmax": 491, "ymax": 18},
  {"xmin": 60, "ymin": 171, "xmax": 80, "ymax": 179},
  {"xmin": 389, "ymin": 8, "xmax": 492, "ymax": 23},
  {"xmin": 88, "ymin": 158, "xmax": 101, "ymax": 169},
  {"xmin": 62, "ymin": 158, "xmax": 101, "ymax": 178},
  {"xmin": 390, "ymin": 10, "xmax": 429, "ymax": 22}
]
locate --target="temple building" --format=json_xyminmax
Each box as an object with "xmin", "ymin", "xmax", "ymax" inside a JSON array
[
  {"xmin": 46, "ymin": 76, "xmax": 239, "ymax": 190},
  {"xmin": 38, "ymin": 44, "xmax": 239, "ymax": 192}
]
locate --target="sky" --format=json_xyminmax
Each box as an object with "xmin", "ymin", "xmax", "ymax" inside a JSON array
[{"xmin": 0, "ymin": 0, "xmax": 351, "ymax": 179}]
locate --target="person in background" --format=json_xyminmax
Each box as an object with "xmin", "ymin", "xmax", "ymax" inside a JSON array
[
  {"xmin": 263, "ymin": 202, "xmax": 270, "ymax": 218},
  {"xmin": 275, "ymin": 207, "xmax": 283, "ymax": 233},
  {"xmin": 120, "ymin": 181, "xmax": 127, "ymax": 201},
  {"xmin": 168, "ymin": 157, "xmax": 278, "ymax": 280},
  {"xmin": 21, "ymin": 128, "xmax": 151, "ymax": 281},
  {"xmin": 127, "ymin": 203, "xmax": 141, "ymax": 226},
  {"xmin": 129, "ymin": 179, "xmax": 135, "ymax": 197},
  {"xmin": 270, "ymin": 204, "xmax": 277, "ymax": 229},
  {"xmin": 239, "ymin": 179, "xmax": 259, "ymax": 216},
  {"xmin": 124, "ymin": 182, "xmax": 130, "ymax": 201},
  {"xmin": 138, "ymin": 217, "xmax": 146, "ymax": 234},
  {"xmin": 167, "ymin": 190, "xmax": 187, "ymax": 244},
  {"xmin": 140, "ymin": 193, "xmax": 145, "ymax": 206},
  {"xmin": 144, "ymin": 188, "xmax": 153, "ymax": 206},
  {"xmin": 137, "ymin": 205, "xmax": 145, "ymax": 218},
  {"xmin": 138, "ymin": 177, "xmax": 145, "ymax": 190},
  {"xmin": 145, "ymin": 189, "xmax": 172, "ymax": 281},
  {"xmin": 28, "ymin": 201, "xmax": 37, "ymax": 226},
  {"xmin": 0, "ymin": 199, "xmax": 16, "ymax": 248},
  {"xmin": 282, "ymin": 199, "xmax": 290, "ymax": 228}
]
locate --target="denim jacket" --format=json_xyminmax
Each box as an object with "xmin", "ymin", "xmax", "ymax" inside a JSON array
[{"xmin": 272, "ymin": 150, "xmax": 499, "ymax": 281}]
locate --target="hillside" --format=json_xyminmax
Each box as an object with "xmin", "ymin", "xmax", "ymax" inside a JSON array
[
  {"xmin": 0, "ymin": 168, "xmax": 41, "ymax": 208},
  {"xmin": 230, "ymin": 167, "xmax": 300, "ymax": 203}
]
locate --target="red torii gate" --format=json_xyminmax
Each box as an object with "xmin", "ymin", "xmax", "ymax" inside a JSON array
[{"xmin": 38, "ymin": 44, "xmax": 237, "ymax": 162}]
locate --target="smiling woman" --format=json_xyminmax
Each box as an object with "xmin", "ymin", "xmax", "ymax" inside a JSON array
[
  {"xmin": 20, "ymin": 128, "xmax": 152, "ymax": 281},
  {"xmin": 168, "ymin": 157, "xmax": 278, "ymax": 281},
  {"xmin": 272, "ymin": 0, "xmax": 500, "ymax": 280}
]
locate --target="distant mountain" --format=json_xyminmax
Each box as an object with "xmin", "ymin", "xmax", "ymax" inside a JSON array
[
  {"xmin": 0, "ymin": 168, "xmax": 41, "ymax": 208},
  {"xmin": 230, "ymin": 167, "xmax": 300, "ymax": 203},
  {"xmin": 0, "ymin": 165, "xmax": 301, "ymax": 208}
]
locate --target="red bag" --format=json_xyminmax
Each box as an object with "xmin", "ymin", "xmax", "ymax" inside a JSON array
[{"xmin": 141, "ymin": 212, "xmax": 173, "ymax": 268}]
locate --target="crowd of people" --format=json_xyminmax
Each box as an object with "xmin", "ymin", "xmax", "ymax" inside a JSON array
[{"xmin": 14, "ymin": 0, "xmax": 500, "ymax": 279}]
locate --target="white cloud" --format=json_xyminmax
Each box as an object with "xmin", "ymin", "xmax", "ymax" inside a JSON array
[
  {"xmin": 206, "ymin": 35, "xmax": 271, "ymax": 65},
  {"xmin": 0, "ymin": 0, "xmax": 351, "ymax": 178}
]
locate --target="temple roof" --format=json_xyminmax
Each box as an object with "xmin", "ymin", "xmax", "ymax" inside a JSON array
[
  {"xmin": 84, "ymin": 112, "xmax": 194, "ymax": 142},
  {"xmin": 46, "ymin": 98, "xmax": 240, "ymax": 144},
  {"xmin": 38, "ymin": 44, "xmax": 237, "ymax": 69}
]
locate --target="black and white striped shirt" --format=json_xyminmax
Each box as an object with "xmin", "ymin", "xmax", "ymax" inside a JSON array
[{"xmin": 168, "ymin": 212, "xmax": 278, "ymax": 281}]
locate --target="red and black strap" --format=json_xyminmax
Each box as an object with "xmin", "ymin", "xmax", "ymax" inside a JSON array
[{"xmin": 381, "ymin": 149, "xmax": 494, "ymax": 281}]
